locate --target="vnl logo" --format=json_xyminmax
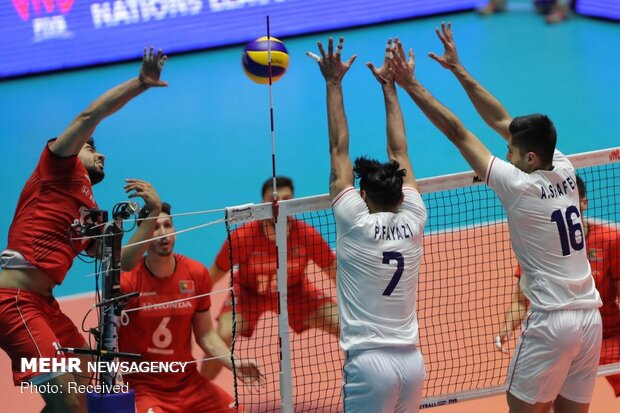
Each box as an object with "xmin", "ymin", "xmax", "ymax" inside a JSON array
[{"xmin": 12, "ymin": 0, "xmax": 75, "ymax": 42}]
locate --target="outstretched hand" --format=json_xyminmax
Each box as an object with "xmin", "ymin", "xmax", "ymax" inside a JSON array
[
  {"xmin": 428, "ymin": 22, "xmax": 461, "ymax": 70},
  {"xmin": 234, "ymin": 358, "xmax": 266, "ymax": 389},
  {"xmin": 307, "ymin": 37, "xmax": 357, "ymax": 83},
  {"xmin": 367, "ymin": 38, "xmax": 397, "ymax": 85},
  {"xmin": 387, "ymin": 39, "xmax": 416, "ymax": 89},
  {"xmin": 139, "ymin": 46, "xmax": 168, "ymax": 87}
]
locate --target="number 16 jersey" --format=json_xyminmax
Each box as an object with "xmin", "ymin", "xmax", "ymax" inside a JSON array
[
  {"xmin": 332, "ymin": 187, "xmax": 427, "ymax": 352},
  {"xmin": 486, "ymin": 150, "xmax": 601, "ymax": 311}
]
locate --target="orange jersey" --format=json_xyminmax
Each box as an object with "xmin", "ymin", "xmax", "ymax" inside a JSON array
[
  {"xmin": 515, "ymin": 222, "xmax": 620, "ymax": 336},
  {"xmin": 6, "ymin": 142, "xmax": 97, "ymax": 284},
  {"xmin": 215, "ymin": 218, "xmax": 335, "ymax": 295},
  {"xmin": 118, "ymin": 254, "xmax": 211, "ymax": 389}
]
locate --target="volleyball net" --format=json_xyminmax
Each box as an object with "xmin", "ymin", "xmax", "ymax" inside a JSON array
[{"xmin": 222, "ymin": 147, "xmax": 620, "ymax": 412}]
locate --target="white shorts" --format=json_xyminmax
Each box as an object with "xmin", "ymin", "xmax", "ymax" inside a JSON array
[
  {"xmin": 507, "ymin": 308, "xmax": 602, "ymax": 404},
  {"xmin": 342, "ymin": 345, "xmax": 425, "ymax": 413}
]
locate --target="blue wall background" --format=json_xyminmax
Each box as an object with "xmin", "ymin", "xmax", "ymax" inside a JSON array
[{"xmin": 1, "ymin": 5, "xmax": 619, "ymax": 297}]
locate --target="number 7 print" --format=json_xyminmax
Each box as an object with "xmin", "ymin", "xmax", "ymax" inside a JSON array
[{"xmin": 382, "ymin": 251, "xmax": 404, "ymax": 296}]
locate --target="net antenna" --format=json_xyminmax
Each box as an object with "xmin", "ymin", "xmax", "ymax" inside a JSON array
[
  {"xmin": 266, "ymin": 14, "xmax": 294, "ymax": 413},
  {"xmin": 266, "ymin": 15, "xmax": 278, "ymax": 204}
]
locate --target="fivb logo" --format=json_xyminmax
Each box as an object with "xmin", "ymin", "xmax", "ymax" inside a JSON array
[
  {"xmin": 12, "ymin": 0, "xmax": 75, "ymax": 20},
  {"xmin": 12, "ymin": 0, "xmax": 74, "ymax": 41}
]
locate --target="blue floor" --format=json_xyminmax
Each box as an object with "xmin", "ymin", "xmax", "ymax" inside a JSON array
[{"xmin": 1, "ymin": 3, "xmax": 619, "ymax": 296}]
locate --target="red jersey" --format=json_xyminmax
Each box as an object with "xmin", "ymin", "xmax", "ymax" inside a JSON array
[
  {"xmin": 215, "ymin": 218, "xmax": 335, "ymax": 295},
  {"xmin": 587, "ymin": 223, "xmax": 620, "ymax": 337},
  {"xmin": 6, "ymin": 142, "xmax": 97, "ymax": 284},
  {"xmin": 118, "ymin": 254, "xmax": 212, "ymax": 389},
  {"xmin": 515, "ymin": 222, "xmax": 620, "ymax": 336}
]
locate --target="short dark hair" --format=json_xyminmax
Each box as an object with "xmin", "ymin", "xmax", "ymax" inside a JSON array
[
  {"xmin": 575, "ymin": 175, "xmax": 586, "ymax": 199},
  {"xmin": 137, "ymin": 202, "xmax": 171, "ymax": 226},
  {"xmin": 353, "ymin": 157, "xmax": 405, "ymax": 210},
  {"xmin": 86, "ymin": 137, "xmax": 96, "ymax": 150},
  {"xmin": 509, "ymin": 114, "xmax": 557, "ymax": 167},
  {"xmin": 261, "ymin": 176, "xmax": 294, "ymax": 199}
]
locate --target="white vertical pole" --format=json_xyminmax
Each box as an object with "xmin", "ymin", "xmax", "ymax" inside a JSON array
[{"xmin": 275, "ymin": 201, "xmax": 294, "ymax": 412}]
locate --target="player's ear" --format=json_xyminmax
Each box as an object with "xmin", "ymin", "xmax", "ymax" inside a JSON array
[{"xmin": 526, "ymin": 151, "xmax": 538, "ymax": 167}]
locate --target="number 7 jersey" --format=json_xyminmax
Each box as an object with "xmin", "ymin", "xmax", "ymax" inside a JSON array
[
  {"xmin": 332, "ymin": 187, "xmax": 427, "ymax": 352},
  {"xmin": 486, "ymin": 150, "xmax": 601, "ymax": 311}
]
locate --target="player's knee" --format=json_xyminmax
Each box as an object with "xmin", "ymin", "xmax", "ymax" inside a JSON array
[
  {"xmin": 221, "ymin": 328, "xmax": 233, "ymax": 344},
  {"xmin": 236, "ymin": 321, "xmax": 254, "ymax": 338},
  {"xmin": 225, "ymin": 316, "xmax": 252, "ymax": 341},
  {"xmin": 217, "ymin": 325, "xmax": 233, "ymax": 346},
  {"xmin": 201, "ymin": 360, "xmax": 222, "ymax": 380},
  {"xmin": 44, "ymin": 392, "xmax": 81, "ymax": 413},
  {"xmin": 41, "ymin": 373, "xmax": 86, "ymax": 413},
  {"xmin": 329, "ymin": 310, "xmax": 340, "ymax": 326},
  {"xmin": 61, "ymin": 395, "xmax": 81, "ymax": 413},
  {"xmin": 317, "ymin": 304, "xmax": 340, "ymax": 334}
]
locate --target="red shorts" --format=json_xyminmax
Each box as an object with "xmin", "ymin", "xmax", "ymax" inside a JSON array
[
  {"xmin": 600, "ymin": 334, "xmax": 620, "ymax": 397},
  {"xmin": 0, "ymin": 288, "xmax": 87, "ymax": 385},
  {"xmin": 132, "ymin": 369, "xmax": 239, "ymax": 412},
  {"xmin": 220, "ymin": 278, "xmax": 334, "ymax": 337}
]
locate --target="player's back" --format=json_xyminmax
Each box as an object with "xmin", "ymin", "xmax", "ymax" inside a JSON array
[
  {"xmin": 332, "ymin": 187, "xmax": 426, "ymax": 351},
  {"xmin": 487, "ymin": 150, "xmax": 601, "ymax": 311}
]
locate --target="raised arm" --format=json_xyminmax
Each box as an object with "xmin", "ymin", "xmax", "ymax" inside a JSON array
[
  {"xmin": 428, "ymin": 23, "xmax": 512, "ymax": 140},
  {"xmin": 50, "ymin": 47, "xmax": 168, "ymax": 157},
  {"xmin": 368, "ymin": 38, "xmax": 416, "ymax": 190},
  {"xmin": 390, "ymin": 40, "xmax": 492, "ymax": 179},
  {"xmin": 308, "ymin": 37, "xmax": 357, "ymax": 199},
  {"xmin": 120, "ymin": 179, "xmax": 162, "ymax": 271}
]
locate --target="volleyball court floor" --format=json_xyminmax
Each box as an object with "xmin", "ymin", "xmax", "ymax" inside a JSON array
[{"xmin": 2, "ymin": 224, "xmax": 618, "ymax": 412}]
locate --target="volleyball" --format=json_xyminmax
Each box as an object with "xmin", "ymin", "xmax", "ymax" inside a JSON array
[{"xmin": 242, "ymin": 36, "xmax": 289, "ymax": 84}]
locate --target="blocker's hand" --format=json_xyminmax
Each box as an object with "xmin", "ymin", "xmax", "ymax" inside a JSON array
[
  {"xmin": 428, "ymin": 22, "xmax": 462, "ymax": 71},
  {"xmin": 367, "ymin": 38, "xmax": 398, "ymax": 85},
  {"xmin": 387, "ymin": 39, "xmax": 416, "ymax": 90},
  {"xmin": 307, "ymin": 37, "xmax": 357, "ymax": 83}
]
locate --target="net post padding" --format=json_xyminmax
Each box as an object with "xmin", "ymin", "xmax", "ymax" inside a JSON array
[{"xmin": 275, "ymin": 201, "xmax": 294, "ymax": 413}]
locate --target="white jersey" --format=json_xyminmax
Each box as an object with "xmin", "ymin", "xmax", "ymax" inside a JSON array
[
  {"xmin": 486, "ymin": 149, "xmax": 601, "ymax": 311},
  {"xmin": 332, "ymin": 187, "xmax": 427, "ymax": 351}
]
